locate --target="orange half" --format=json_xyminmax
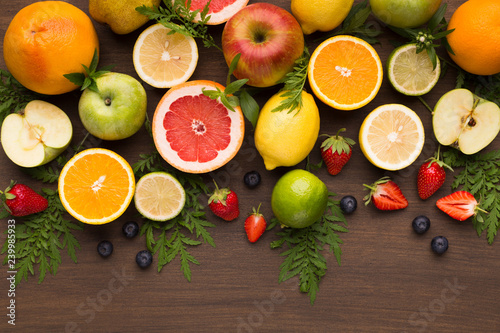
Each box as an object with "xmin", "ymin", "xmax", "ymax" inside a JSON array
[
  {"xmin": 308, "ymin": 35, "xmax": 383, "ymax": 110},
  {"xmin": 58, "ymin": 148, "xmax": 135, "ymax": 225}
]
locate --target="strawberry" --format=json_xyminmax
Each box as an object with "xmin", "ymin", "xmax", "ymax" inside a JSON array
[
  {"xmin": 320, "ymin": 128, "xmax": 356, "ymax": 176},
  {"xmin": 208, "ymin": 181, "xmax": 239, "ymax": 221},
  {"xmin": 244, "ymin": 204, "xmax": 266, "ymax": 243},
  {"xmin": 363, "ymin": 176, "xmax": 408, "ymax": 210},
  {"xmin": 436, "ymin": 191, "xmax": 487, "ymax": 221},
  {"xmin": 417, "ymin": 148, "xmax": 453, "ymax": 200},
  {"xmin": 1, "ymin": 181, "xmax": 48, "ymax": 217}
]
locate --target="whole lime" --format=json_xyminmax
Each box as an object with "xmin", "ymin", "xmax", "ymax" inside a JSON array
[{"xmin": 271, "ymin": 169, "xmax": 328, "ymax": 229}]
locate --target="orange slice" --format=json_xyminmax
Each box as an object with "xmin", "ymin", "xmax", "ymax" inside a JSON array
[
  {"xmin": 133, "ymin": 23, "xmax": 198, "ymax": 88},
  {"xmin": 58, "ymin": 148, "xmax": 135, "ymax": 225},
  {"xmin": 152, "ymin": 80, "xmax": 245, "ymax": 174},
  {"xmin": 308, "ymin": 35, "xmax": 383, "ymax": 110},
  {"xmin": 359, "ymin": 104, "xmax": 425, "ymax": 171}
]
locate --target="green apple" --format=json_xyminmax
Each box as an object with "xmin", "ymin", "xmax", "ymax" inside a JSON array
[
  {"xmin": 1, "ymin": 100, "xmax": 73, "ymax": 167},
  {"xmin": 370, "ymin": 0, "xmax": 442, "ymax": 28},
  {"xmin": 79, "ymin": 72, "xmax": 147, "ymax": 140},
  {"xmin": 433, "ymin": 88, "xmax": 500, "ymax": 155}
]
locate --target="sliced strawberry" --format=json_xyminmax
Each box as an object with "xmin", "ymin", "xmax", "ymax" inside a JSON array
[
  {"xmin": 363, "ymin": 177, "xmax": 408, "ymax": 211},
  {"xmin": 244, "ymin": 203, "xmax": 266, "ymax": 243},
  {"xmin": 436, "ymin": 191, "xmax": 486, "ymax": 221}
]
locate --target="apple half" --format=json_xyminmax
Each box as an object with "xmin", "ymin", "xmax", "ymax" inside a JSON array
[
  {"xmin": 433, "ymin": 88, "xmax": 500, "ymax": 155},
  {"xmin": 1, "ymin": 100, "xmax": 73, "ymax": 167}
]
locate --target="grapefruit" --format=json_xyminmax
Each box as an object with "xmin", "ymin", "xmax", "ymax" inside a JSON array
[
  {"xmin": 187, "ymin": 0, "xmax": 249, "ymax": 25},
  {"xmin": 152, "ymin": 80, "xmax": 245, "ymax": 174}
]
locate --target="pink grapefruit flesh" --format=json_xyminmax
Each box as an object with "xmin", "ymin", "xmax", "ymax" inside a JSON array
[
  {"xmin": 187, "ymin": 0, "xmax": 249, "ymax": 25},
  {"xmin": 153, "ymin": 80, "xmax": 245, "ymax": 174}
]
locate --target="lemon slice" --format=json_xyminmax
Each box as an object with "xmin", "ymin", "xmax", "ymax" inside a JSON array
[
  {"xmin": 133, "ymin": 23, "xmax": 198, "ymax": 88},
  {"xmin": 387, "ymin": 43, "xmax": 440, "ymax": 96},
  {"xmin": 359, "ymin": 104, "xmax": 425, "ymax": 171},
  {"xmin": 134, "ymin": 172, "xmax": 186, "ymax": 221}
]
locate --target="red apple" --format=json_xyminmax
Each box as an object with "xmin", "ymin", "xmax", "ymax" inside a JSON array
[{"xmin": 221, "ymin": 3, "xmax": 305, "ymax": 88}]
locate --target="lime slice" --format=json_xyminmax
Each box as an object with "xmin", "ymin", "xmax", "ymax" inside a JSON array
[
  {"xmin": 387, "ymin": 43, "xmax": 440, "ymax": 96},
  {"xmin": 134, "ymin": 172, "xmax": 186, "ymax": 221}
]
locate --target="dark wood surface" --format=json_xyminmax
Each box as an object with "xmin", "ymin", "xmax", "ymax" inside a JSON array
[{"xmin": 1, "ymin": 0, "xmax": 499, "ymax": 332}]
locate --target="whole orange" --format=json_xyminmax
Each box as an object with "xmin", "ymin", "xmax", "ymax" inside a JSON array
[
  {"xmin": 3, "ymin": 1, "xmax": 99, "ymax": 95},
  {"xmin": 446, "ymin": 0, "xmax": 500, "ymax": 76}
]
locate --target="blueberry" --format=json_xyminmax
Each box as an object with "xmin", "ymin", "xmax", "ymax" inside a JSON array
[
  {"xmin": 340, "ymin": 195, "xmax": 357, "ymax": 214},
  {"xmin": 431, "ymin": 236, "xmax": 449, "ymax": 255},
  {"xmin": 122, "ymin": 221, "xmax": 139, "ymax": 238},
  {"xmin": 412, "ymin": 215, "xmax": 431, "ymax": 234},
  {"xmin": 136, "ymin": 250, "xmax": 153, "ymax": 268},
  {"xmin": 244, "ymin": 171, "xmax": 261, "ymax": 188},
  {"xmin": 97, "ymin": 240, "xmax": 113, "ymax": 257}
]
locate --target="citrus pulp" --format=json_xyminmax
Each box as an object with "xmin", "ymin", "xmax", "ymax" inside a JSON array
[
  {"xmin": 308, "ymin": 35, "xmax": 383, "ymax": 110},
  {"xmin": 134, "ymin": 172, "xmax": 186, "ymax": 221},
  {"xmin": 387, "ymin": 43, "xmax": 440, "ymax": 96},
  {"xmin": 58, "ymin": 148, "xmax": 135, "ymax": 225},
  {"xmin": 359, "ymin": 104, "xmax": 425, "ymax": 171},
  {"xmin": 152, "ymin": 80, "xmax": 245, "ymax": 174},
  {"xmin": 133, "ymin": 23, "xmax": 198, "ymax": 88}
]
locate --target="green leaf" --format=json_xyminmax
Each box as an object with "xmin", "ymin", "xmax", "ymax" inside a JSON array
[
  {"xmin": 62, "ymin": 73, "xmax": 86, "ymax": 87},
  {"xmin": 133, "ymin": 146, "xmax": 216, "ymax": 281},
  {"xmin": 228, "ymin": 53, "xmax": 241, "ymax": 82},
  {"xmin": 225, "ymin": 79, "xmax": 248, "ymax": 96},
  {"xmin": 427, "ymin": 4, "xmax": 447, "ymax": 32},
  {"xmin": 270, "ymin": 195, "xmax": 348, "ymax": 304},
  {"xmin": 1, "ymin": 190, "xmax": 83, "ymax": 285},
  {"xmin": 239, "ymin": 89, "xmax": 260, "ymax": 129}
]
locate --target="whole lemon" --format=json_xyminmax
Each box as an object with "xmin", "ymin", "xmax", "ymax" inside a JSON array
[
  {"xmin": 291, "ymin": 0, "xmax": 354, "ymax": 35},
  {"xmin": 271, "ymin": 169, "xmax": 328, "ymax": 229},
  {"xmin": 254, "ymin": 90, "xmax": 320, "ymax": 170},
  {"xmin": 3, "ymin": 1, "xmax": 99, "ymax": 95}
]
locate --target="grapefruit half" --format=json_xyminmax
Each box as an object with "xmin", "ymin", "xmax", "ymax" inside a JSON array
[
  {"xmin": 187, "ymin": 0, "xmax": 249, "ymax": 25},
  {"xmin": 152, "ymin": 80, "xmax": 245, "ymax": 174}
]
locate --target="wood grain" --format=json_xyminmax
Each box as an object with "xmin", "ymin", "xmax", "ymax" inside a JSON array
[{"xmin": 0, "ymin": 0, "xmax": 499, "ymax": 332}]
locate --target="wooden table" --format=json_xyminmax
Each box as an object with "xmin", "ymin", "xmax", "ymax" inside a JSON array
[{"xmin": 1, "ymin": 0, "xmax": 498, "ymax": 332}]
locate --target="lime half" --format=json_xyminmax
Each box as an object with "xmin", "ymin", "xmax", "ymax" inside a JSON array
[
  {"xmin": 271, "ymin": 169, "xmax": 328, "ymax": 229},
  {"xmin": 387, "ymin": 43, "xmax": 440, "ymax": 96},
  {"xmin": 134, "ymin": 172, "xmax": 186, "ymax": 221}
]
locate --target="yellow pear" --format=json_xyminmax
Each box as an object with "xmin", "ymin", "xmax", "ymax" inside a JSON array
[{"xmin": 89, "ymin": 0, "xmax": 161, "ymax": 35}]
